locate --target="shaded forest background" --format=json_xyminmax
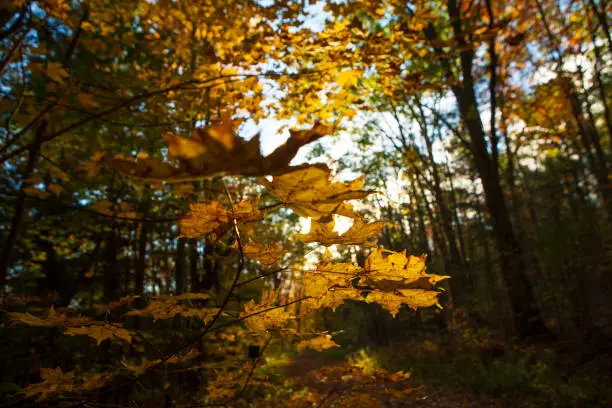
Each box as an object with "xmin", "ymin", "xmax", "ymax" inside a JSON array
[{"xmin": 1, "ymin": 0, "xmax": 611, "ymax": 407}]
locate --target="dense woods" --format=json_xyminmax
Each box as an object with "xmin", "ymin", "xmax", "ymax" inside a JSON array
[{"xmin": 1, "ymin": 0, "xmax": 611, "ymax": 406}]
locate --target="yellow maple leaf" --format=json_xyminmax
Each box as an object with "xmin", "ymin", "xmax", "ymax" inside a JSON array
[
  {"xmin": 205, "ymin": 112, "xmax": 235, "ymax": 149},
  {"xmin": 10, "ymin": 306, "xmax": 92, "ymax": 328},
  {"xmin": 365, "ymin": 289, "xmax": 442, "ymax": 317},
  {"xmin": 128, "ymin": 298, "xmax": 218, "ymax": 323},
  {"xmin": 261, "ymin": 166, "xmax": 374, "ymax": 220},
  {"xmin": 64, "ymin": 323, "xmax": 133, "ymax": 344},
  {"xmin": 167, "ymin": 348, "xmax": 200, "ymax": 364},
  {"xmin": 179, "ymin": 200, "xmax": 263, "ymax": 239},
  {"xmin": 336, "ymin": 69, "xmax": 363, "ymax": 87},
  {"xmin": 171, "ymin": 293, "xmax": 211, "ymax": 301},
  {"xmin": 102, "ymin": 121, "xmax": 332, "ymax": 181},
  {"xmin": 296, "ymin": 334, "xmax": 339, "ymax": 352},
  {"xmin": 179, "ymin": 201, "xmax": 229, "ymax": 238},
  {"xmin": 79, "ymin": 373, "xmax": 112, "ymax": 392},
  {"xmin": 299, "ymin": 217, "xmax": 385, "ymax": 246},
  {"xmin": 106, "ymin": 295, "xmax": 140, "ymax": 310},
  {"xmin": 77, "ymin": 92, "xmax": 100, "ymax": 108},
  {"xmin": 164, "ymin": 133, "xmax": 207, "ymax": 159},
  {"xmin": 240, "ymin": 290, "xmax": 294, "ymax": 332},
  {"xmin": 45, "ymin": 62, "xmax": 68, "ymax": 83},
  {"xmin": 302, "ymin": 257, "xmax": 363, "ymax": 311},
  {"xmin": 22, "ymin": 367, "xmax": 74, "ymax": 401},
  {"xmin": 230, "ymin": 199, "xmax": 263, "ymax": 224},
  {"xmin": 235, "ymin": 240, "xmax": 284, "ymax": 266},
  {"xmin": 365, "ymin": 247, "xmax": 447, "ymax": 285}
]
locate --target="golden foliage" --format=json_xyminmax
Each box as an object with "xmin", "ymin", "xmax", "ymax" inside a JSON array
[
  {"xmin": 261, "ymin": 166, "xmax": 374, "ymax": 220},
  {"xmin": 237, "ymin": 240, "xmax": 285, "ymax": 266},
  {"xmin": 240, "ymin": 291, "xmax": 294, "ymax": 333},
  {"xmin": 64, "ymin": 323, "xmax": 133, "ymax": 345},
  {"xmin": 179, "ymin": 200, "xmax": 262, "ymax": 238},
  {"xmin": 99, "ymin": 120, "xmax": 333, "ymax": 181},
  {"xmin": 128, "ymin": 299, "xmax": 218, "ymax": 322},
  {"xmin": 296, "ymin": 334, "xmax": 339, "ymax": 352},
  {"xmin": 365, "ymin": 247, "xmax": 447, "ymax": 285},
  {"xmin": 22, "ymin": 368, "xmax": 74, "ymax": 402},
  {"xmin": 179, "ymin": 201, "xmax": 229, "ymax": 238},
  {"xmin": 365, "ymin": 289, "xmax": 442, "ymax": 317},
  {"xmin": 299, "ymin": 217, "xmax": 385, "ymax": 246},
  {"xmin": 10, "ymin": 306, "xmax": 92, "ymax": 328}
]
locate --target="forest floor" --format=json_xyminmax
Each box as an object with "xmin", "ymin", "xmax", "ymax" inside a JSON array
[
  {"xmin": 280, "ymin": 338, "xmax": 612, "ymax": 408},
  {"xmin": 283, "ymin": 354, "xmax": 508, "ymax": 407}
]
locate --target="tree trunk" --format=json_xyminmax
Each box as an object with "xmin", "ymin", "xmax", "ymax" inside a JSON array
[
  {"xmin": 175, "ymin": 237, "xmax": 186, "ymax": 294},
  {"xmin": 135, "ymin": 222, "xmax": 148, "ymax": 295},
  {"xmin": 0, "ymin": 121, "xmax": 46, "ymax": 296},
  {"xmin": 189, "ymin": 239, "xmax": 200, "ymax": 292},
  {"xmin": 446, "ymin": 0, "xmax": 550, "ymax": 339},
  {"xmin": 103, "ymin": 228, "xmax": 121, "ymax": 302}
]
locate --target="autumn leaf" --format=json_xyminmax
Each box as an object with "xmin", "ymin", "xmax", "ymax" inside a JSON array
[
  {"xmin": 235, "ymin": 240, "xmax": 285, "ymax": 266},
  {"xmin": 100, "ymin": 121, "xmax": 333, "ymax": 181},
  {"xmin": 77, "ymin": 92, "xmax": 101, "ymax": 108},
  {"xmin": 302, "ymin": 259, "xmax": 363, "ymax": 311},
  {"xmin": 106, "ymin": 295, "xmax": 140, "ymax": 310},
  {"xmin": 179, "ymin": 201, "xmax": 229, "ymax": 238},
  {"xmin": 364, "ymin": 247, "xmax": 447, "ymax": 285},
  {"xmin": 45, "ymin": 62, "xmax": 68, "ymax": 83},
  {"xmin": 260, "ymin": 166, "xmax": 375, "ymax": 220},
  {"xmin": 240, "ymin": 291, "xmax": 294, "ymax": 332},
  {"xmin": 298, "ymin": 217, "xmax": 385, "ymax": 246},
  {"xmin": 296, "ymin": 334, "xmax": 339, "ymax": 352},
  {"xmin": 230, "ymin": 199, "xmax": 263, "ymax": 224},
  {"xmin": 365, "ymin": 289, "xmax": 443, "ymax": 317},
  {"xmin": 167, "ymin": 348, "xmax": 201, "ymax": 364},
  {"xmin": 79, "ymin": 373, "xmax": 113, "ymax": 392},
  {"xmin": 179, "ymin": 200, "xmax": 263, "ymax": 239},
  {"xmin": 128, "ymin": 300, "xmax": 218, "ymax": 323},
  {"xmin": 171, "ymin": 293, "xmax": 211, "ymax": 301},
  {"xmin": 64, "ymin": 323, "xmax": 133, "ymax": 344},
  {"xmin": 10, "ymin": 306, "xmax": 92, "ymax": 328},
  {"xmin": 22, "ymin": 367, "xmax": 74, "ymax": 401},
  {"xmin": 336, "ymin": 69, "xmax": 363, "ymax": 87}
]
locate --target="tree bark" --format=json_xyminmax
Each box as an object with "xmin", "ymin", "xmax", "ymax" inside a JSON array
[
  {"xmin": 445, "ymin": 0, "xmax": 550, "ymax": 338},
  {"xmin": 0, "ymin": 121, "xmax": 46, "ymax": 297},
  {"xmin": 175, "ymin": 237, "xmax": 186, "ymax": 294}
]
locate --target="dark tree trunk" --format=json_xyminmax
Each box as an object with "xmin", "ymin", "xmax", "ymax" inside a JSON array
[
  {"xmin": 103, "ymin": 228, "xmax": 121, "ymax": 302},
  {"xmin": 0, "ymin": 122, "xmax": 46, "ymax": 296},
  {"xmin": 446, "ymin": 0, "xmax": 550, "ymax": 339},
  {"xmin": 175, "ymin": 237, "xmax": 186, "ymax": 294},
  {"xmin": 189, "ymin": 239, "xmax": 201, "ymax": 292},
  {"xmin": 135, "ymin": 222, "xmax": 148, "ymax": 295}
]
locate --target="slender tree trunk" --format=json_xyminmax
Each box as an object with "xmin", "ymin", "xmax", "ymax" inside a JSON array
[
  {"xmin": 135, "ymin": 222, "xmax": 148, "ymax": 295},
  {"xmin": 414, "ymin": 100, "xmax": 468, "ymax": 289},
  {"xmin": 0, "ymin": 122, "xmax": 46, "ymax": 297},
  {"xmin": 103, "ymin": 228, "xmax": 121, "ymax": 302},
  {"xmin": 175, "ymin": 237, "xmax": 186, "ymax": 294},
  {"xmin": 201, "ymin": 237, "xmax": 219, "ymax": 292},
  {"xmin": 189, "ymin": 239, "xmax": 200, "ymax": 292},
  {"xmin": 587, "ymin": 0, "xmax": 612, "ymax": 55},
  {"xmin": 446, "ymin": 0, "xmax": 550, "ymax": 338}
]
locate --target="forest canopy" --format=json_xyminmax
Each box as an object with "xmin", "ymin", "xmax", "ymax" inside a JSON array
[{"xmin": 0, "ymin": 0, "xmax": 611, "ymax": 407}]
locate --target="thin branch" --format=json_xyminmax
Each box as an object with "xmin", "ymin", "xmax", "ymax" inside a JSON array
[{"xmin": 234, "ymin": 335, "xmax": 272, "ymax": 400}]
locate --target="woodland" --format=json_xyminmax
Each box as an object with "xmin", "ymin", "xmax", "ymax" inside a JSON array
[{"xmin": 0, "ymin": 0, "xmax": 611, "ymax": 407}]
